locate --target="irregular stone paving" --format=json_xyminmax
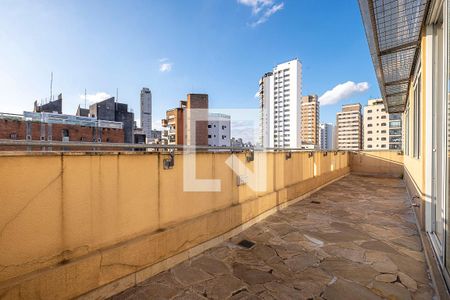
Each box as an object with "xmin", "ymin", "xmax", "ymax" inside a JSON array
[{"xmin": 112, "ymin": 175, "xmax": 435, "ymax": 300}]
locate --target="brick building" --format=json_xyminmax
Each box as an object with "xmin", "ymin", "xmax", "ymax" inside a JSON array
[
  {"xmin": 0, "ymin": 112, "xmax": 124, "ymax": 149},
  {"xmin": 161, "ymin": 94, "xmax": 208, "ymax": 146}
]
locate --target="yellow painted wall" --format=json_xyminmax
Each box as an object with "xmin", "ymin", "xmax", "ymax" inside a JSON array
[
  {"xmin": 403, "ymin": 33, "xmax": 427, "ymax": 196},
  {"xmin": 350, "ymin": 151, "xmax": 404, "ymax": 177},
  {"xmin": 0, "ymin": 151, "xmax": 350, "ymax": 299}
]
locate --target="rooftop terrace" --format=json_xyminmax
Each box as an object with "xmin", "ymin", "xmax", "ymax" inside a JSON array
[{"xmin": 111, "ymin": 175, "xmax": 433, "ymax": 300}]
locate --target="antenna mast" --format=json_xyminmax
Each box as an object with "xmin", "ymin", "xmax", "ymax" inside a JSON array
[
  {"xmin": 116, "ymin": 88, "xmax": 118, "ymax": 102},
  {"xmin": 84, "ymin": 88, "xmax": 87, "ymax": 108},
  {"xmin": 49, "ymin": 72, "xmax": 53, "ymax": 102}
]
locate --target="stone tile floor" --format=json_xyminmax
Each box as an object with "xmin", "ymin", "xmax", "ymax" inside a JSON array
[{"xmin": 112, "ymin": 175, "xmax": 435, "ymax": 300}]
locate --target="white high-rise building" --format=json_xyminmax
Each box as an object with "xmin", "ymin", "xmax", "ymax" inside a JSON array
[
  {"xmin": 140, "ymin": 87, "xmax": 152, "ymax": 140},
  {"xmin": 363, "ymin": 98, "xmax": 402, "ymax": 150},
  {"xmin": 208, "ymin": 113, "xmax": 231, "ymax": 147},
  {"xmin": 258, "ymin": 59, "xmax": 302, "ymax": 148},
  {"xmin": 336, "ymin": 103, "xmax": 362, "ymax": 150},
  {"xmin": 319, "ymin": 123, "xmax": 335, "ymax": 150}
]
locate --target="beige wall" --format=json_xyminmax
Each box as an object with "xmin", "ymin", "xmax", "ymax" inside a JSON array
[
  {"xmin": 403, "ymin": 33, "xmax": 427, "ymax": 196},
  {"xmin": 0, "ymin": 151, "xmax": 350, "ymax": 299},
  {"xmin": 350, "ymin": 151, "xmax": 404, "ymax": 178}
]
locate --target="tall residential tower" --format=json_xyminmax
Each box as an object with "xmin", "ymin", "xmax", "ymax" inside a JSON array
[
  {"xmin": 258, "ymin": 59, "xmax": 302, "ymax": 148},
  {"xmin": 301, "ymin": 95, "xmax": 319, "ymax": 146},
  {"xmin": 336, "ymin": 103, "xmax": 362, "ymax": 150},
  {"xmin": 319, "ymin": 123, "xmax": 335, "ymax": 150},
  {"xmin": 363, "ymin": 98, "xmax": 402, "ymax": 150},
  {"xmin": 140, "ymin": 87, "xmax": 152, "ymax": 141}
]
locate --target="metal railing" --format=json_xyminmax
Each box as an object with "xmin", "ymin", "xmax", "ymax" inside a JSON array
[{"xmin": 0, "ymin": 139, "xmax": 343, "ymax": 153}]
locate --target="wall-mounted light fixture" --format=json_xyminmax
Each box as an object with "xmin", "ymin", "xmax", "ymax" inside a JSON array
[
  {"xmin": 285, "ymin": 152, "xmax": 292, "ymax": 160},
  {"xmin": 163, "ymin": 151, "xmax": 175, "ymax": 169},
  {"xmin": 246, "ymin": 151, "xmax": 254, "ymax": 162}
]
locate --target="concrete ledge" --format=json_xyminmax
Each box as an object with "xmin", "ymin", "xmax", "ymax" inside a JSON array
[{"xmin": 0, "ymin": 168, "xmax": 349, "ymax": 299}]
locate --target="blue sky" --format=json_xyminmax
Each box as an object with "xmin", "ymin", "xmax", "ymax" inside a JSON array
[{"xmin": 0, "ymin": 0, "xmax": 380, "ymax": 129}]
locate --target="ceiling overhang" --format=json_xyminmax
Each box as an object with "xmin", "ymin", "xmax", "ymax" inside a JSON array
[{"xmin": 358, "ymin": 0, "xmax": 429, "ymax": 113}]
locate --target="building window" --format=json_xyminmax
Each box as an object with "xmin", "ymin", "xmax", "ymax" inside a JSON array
[
  {"xmin": 10, "ymin": 133, "xmax": 17, "ymax": 139},
  {"xmin": 208, "ymin": 135, "xmax": 211, "ymax": 138},
  {"xmin": 208, "ymin": 125, "xmax": 212, "ymax": 128},
  {"xmin": 413, "ymin": 72, "xmax": 421, "ymax": 159},
  {"xmin": 389, "ymin": 120, "xmax": 401, "ymax": 127},
  {"xmin": 404, "ymin": 109, "xmax": 410, "ymax": 156}
]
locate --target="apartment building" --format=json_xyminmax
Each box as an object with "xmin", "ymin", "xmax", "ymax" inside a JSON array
[
  {"xmin": 360, "ymin": 0, "xmax": 450, "ymax": 289},
  {"xmin": 363, "ymin": 99, "xmax": 403, "ymax": 150},
  {"xmin": 140, "ymin": 87, "xmax": 152, "ymax": 141},
  {"xmin": 207, "ymin": 113, "xmax": 231, "ymax": 147},
  {"xmin": 336, "ymin": 103, "xmax": 362, "ymax": 150},
  {"xmin": 161, "ymin": 106, "xmax": 184, "ymax": 145},
  {"xmin": 257, "ymin": 72, "xmax": 272, "ymax": 147},
  {"xmin": 258, "ymin": 59, "xmax": 302, "ymax": 148},
  {"xmin": 319, "ymin": 123, "xmax": 335, "ymax": 150},
  {"xmin": 161, "ymin": 94, "xmax": 208, "ymax": 146},
  {"xmin": 363, "ymin": 99, "xmax": 388, "ymax": 150},
  {"xmin": 89, "ymin": 97, "xmax": 134, "ymax": 143},
  {"xmin": 301, "ymin": 95, "xmax": 319, "ymax": 146}
]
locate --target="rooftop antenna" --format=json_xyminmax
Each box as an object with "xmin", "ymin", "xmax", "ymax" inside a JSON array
[
  {"xmin": 49, "ymin": 72, "xmax": 53, "ymax": 102},
  {"xmin": 84, "ymin": 88, "xmax": 87, "ymax": 108},
  {"xmin": 116, "ymin": 88, "xmax": 118, "ymax": 102}
]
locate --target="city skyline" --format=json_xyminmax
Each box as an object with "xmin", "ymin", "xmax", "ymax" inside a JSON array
[{"xmin": 0, "ymin": 0, "xmax": 378, "ymax": 129}]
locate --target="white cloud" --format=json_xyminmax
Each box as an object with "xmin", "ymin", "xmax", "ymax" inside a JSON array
[
  {"xmin": 159, "ymin": 58, "xmax": 173, "ymax": 72},
  {"xmin": 237, "ymin": 0, "xmax": 284, "ymax": 27},
  {"xmin": 319, "ymin": 81, "xmax": 369, "ymax": 106},
  {"xmin": 238, "ymin": 0, "xmax": 274, "ymax": 14},
  {"xmin": 79, "ymin": 92, "xmax": 112, "ymax": 104},
  {"xmin": 251, "ymin": 2, "xmax": 284, "ymax": 26}
]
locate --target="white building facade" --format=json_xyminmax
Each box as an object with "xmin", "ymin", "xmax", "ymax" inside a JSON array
[
  {"xmin": 363, "ymin": 99, "xmax": 402, "ymax": 150},
  {"xmin": 140, "ymin": 87, "xmax": 152, "ymax": 141},
  {"xmin": 319, "ymin": 123, "xmax": 335, "ymax": 150},
  {"xmin": 336, "ymin": 103, "xmax": 362, "ymax": 150},
  {"xmin": 258, "ymin": 59, "xmax": 302, "ymax": 148},
  {"xmin": 208, "ymin": 113, "xmax": 231, "ymax": 147}
]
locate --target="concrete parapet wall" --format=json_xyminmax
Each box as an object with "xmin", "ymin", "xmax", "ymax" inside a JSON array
[
  {"xmin": 0, "ymin": 151, "xmax": 350, "ymax": 299},
  {"xmin": 349, "ymin": 150, "xmax": 404, "ymax": 178}
]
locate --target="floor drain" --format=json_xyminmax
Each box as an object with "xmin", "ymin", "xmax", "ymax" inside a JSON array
[
  {"xmin": 311, "ymin": 200, "xmax": 321, "ymax": 204},
  {"xmin": 237, "ymin": 239, "xmax": 255, "ymax": 249}
]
